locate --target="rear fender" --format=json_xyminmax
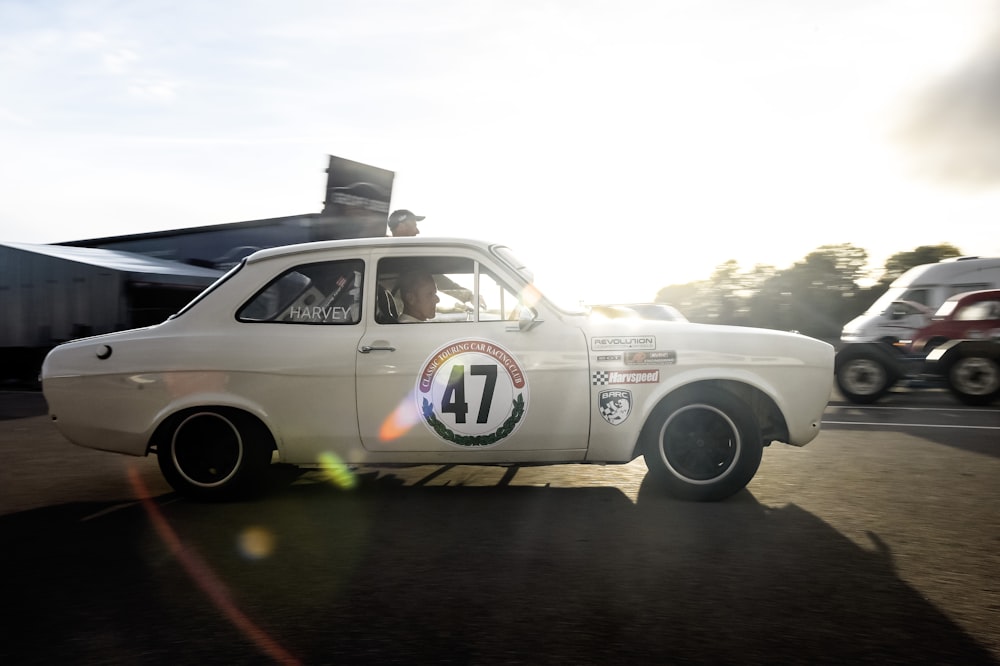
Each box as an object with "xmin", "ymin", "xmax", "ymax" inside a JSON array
[
  {"xmin": 926, "ymin": 339, "xmax": 1000, "ymax": 374},
  {"xmin": 146, "ymin": 392, "xmax": 279, "ymax": 456}
]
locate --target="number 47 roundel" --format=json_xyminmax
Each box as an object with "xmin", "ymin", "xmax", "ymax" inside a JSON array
[{"xmin": 416, "ymin": 339, "xmax": 530, "ymax": 448}]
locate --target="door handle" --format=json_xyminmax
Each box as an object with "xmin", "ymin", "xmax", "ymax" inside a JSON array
[{"xmin": 360, "ymin": 345, "xmax": 396, "ymax": 353}]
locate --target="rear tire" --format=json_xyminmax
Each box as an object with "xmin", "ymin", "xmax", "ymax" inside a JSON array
[
  {"xmin": 642, "ymin": 387, "xmax": 763, "ymax": 501},
  {"xmin": 946, "ymin": 356, "xmax": 1000, "ymax": 406},
  {"xmin": 157, "ymin": 408, "xmax": 274, "ymax": 501}
]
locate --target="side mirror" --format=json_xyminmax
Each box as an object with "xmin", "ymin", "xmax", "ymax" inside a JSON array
[{"xmin": 518, "ymin": 306, "xmax": 542, "ymax": 332}]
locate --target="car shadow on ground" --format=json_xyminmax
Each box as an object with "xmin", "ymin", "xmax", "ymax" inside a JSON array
[{"xmin": 1, "ymin": 467, "xmax": 996, "ymax": 666}]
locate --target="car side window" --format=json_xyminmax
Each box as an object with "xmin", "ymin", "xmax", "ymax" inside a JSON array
[
  {"xmin": 377, "ymin": 256, "xmax": 476, "ymax": 323},
  {"xmin": 377, "ymin": 255, "xmax": 530, "ymax": 324},
  {"xmin": 899, "ymin": 289, "xmax": 930, "ymax": 307},
  {"xmin": 478, "ymin": 268, "xmax": 524, "ymax": 321},
  {"xmin": 237, "ymin": 259, "xmax": 364, "ymax": 324},
  {"xmin": 956, "ymin": 300, "xmax": 999, "ymax": 322},
  {"xmin": 947, "ymin": 283, "xmax": 989, "ymax": 299}
]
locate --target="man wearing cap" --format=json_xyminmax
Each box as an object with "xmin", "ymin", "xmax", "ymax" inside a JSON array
[{"xmin": 387, "ymin": 209, "xmax": 425, "ymax": 237}]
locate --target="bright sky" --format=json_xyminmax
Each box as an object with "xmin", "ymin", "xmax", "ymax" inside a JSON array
[{"xmin": 2, "ymin": 0, "xmax": 999, "ymax": 305}]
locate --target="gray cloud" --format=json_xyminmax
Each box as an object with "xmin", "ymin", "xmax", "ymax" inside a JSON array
[{"xmin": 898, "ymin": 20, "xmax": 1000, "ymax": 188}]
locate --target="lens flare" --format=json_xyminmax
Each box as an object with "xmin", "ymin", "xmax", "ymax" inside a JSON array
[
  {"xmin": 126, "ymin": 466, "xmax": 301, "ymax": 666},
  {"xmin": 520, "ymin": 284, "xmax": 542, "ymax": 307},
  {"xmin": 238, "ymin": 526, "xmax": 276, "ymax": 560},
  {"xmin": 378, "ymin": 393, "xmax": 422, "ymax": 441},
  {"xmin": 317, "ymin": 451, "xmax": 358, "ymax": 489}
]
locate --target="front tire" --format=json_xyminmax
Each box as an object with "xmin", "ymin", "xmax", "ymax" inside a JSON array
[
  {"xmin": 946, "ymin": 356, "xmax": 1000, "ymax": 406},
  {"xmin": 642, "ymin": 387, "xmax": 763, "ymax": 501},
  {"xmin": 157, "ymin": 408, "xmax": 274, "ymax": 501},
  {"xmin": 835, "ymin": 351, "xmax": 895, "ymax": 404}
]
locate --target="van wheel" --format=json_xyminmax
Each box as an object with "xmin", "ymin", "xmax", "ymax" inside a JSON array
[
  {"xmin": 835, "ymin": 351, "xmax": 895, "ymax": 404},
  {"xmin": 946, "ymin": 356, "xmax": 1000, "ymax": 406}
]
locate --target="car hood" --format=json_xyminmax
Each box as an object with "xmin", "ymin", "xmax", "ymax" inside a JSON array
[{"xmin": 577, "ymin": 318, "xmax": 833, "ymax": 364}]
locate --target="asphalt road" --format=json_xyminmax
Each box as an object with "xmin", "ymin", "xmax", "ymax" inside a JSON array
[{"xmin": 2, "ymin": 390, "xmax": 998, "ymax": 665}]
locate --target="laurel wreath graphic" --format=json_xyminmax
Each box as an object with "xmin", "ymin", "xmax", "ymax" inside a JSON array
[{"xmin": 422, "ymin": 393, "xmax": 525, "ymax": 447}]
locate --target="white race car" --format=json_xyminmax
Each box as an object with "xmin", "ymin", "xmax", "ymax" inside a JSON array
[{"xmin": 42, "ymin": 237, "xmax": 834, "ymax": 501}]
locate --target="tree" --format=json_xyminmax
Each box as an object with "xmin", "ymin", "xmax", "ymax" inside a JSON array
[
  {"xmin": 657, "ymin": 244, "xmax": 870, "ymax": 339},
  {"xmin": 653, "ymin": 243, "xmax": 972, "ymax": 340},
  {"xmin": 879, "ymin": 244, "xmax": 963, "ymax": 285}
]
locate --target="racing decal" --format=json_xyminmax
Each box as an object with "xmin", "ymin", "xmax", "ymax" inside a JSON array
[
  {"xmin": 596, "ymin": 354, "xmax": 622, "ymax": 362},
  {"xmin": 624, "ymin": 350, "xmax": 677, "ymax": 365},
  {"xmin": 287, "ymin": 305, "xmax": 353, "ymax": 321},
  {"xmin": 599, "ymin": 389, "xmax": 632, "ymax": 425},
  {"xmin": 591, "ymin": 369, "xmax": 660, "ymax": 386},
  {"xmin": 590, "ymin": 335, "xmax": 656, "ymax": 351},
  {"xmin": 417, "ymin": 339, "xmax": 528, "ymax": 447}
]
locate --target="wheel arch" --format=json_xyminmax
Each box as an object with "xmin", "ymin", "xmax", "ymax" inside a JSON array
[
  {"xmin": 630, "ymin": 379, "xmax": 787, "ymax": 459},
  {"xmin": 834, "ymin": 342, "xmax": 907, "ymax": 376},
  {"xmin": 146, "ymin": 402, "xmax": 278, "ymax": 457}
]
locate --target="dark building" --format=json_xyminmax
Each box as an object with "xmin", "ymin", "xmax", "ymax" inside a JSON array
[{"xmin": 0, "ymin": 155, "xmax": 395, "ymax": 385}]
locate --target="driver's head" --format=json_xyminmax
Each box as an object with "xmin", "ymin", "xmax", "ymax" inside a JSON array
[{"xmin": 399, "ymin": 272, "xmax": 439, "ymax": 320}]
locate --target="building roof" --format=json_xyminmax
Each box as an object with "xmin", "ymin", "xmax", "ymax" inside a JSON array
[
  {"xmin": 0, "ymin": 242, "xmax": 224, "ymax": 283},
  {"xmin": 55, "ymin": 213, "xmax": 321, "ymax": 247}
]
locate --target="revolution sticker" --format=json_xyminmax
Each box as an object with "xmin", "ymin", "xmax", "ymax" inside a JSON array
[
  {"xmin": 591, "ymin": 335, "xmax": 656, "ymax": 351},
  {"xmin": 416, "ymin": 339, "xmax": 529, "ymax": 447}
]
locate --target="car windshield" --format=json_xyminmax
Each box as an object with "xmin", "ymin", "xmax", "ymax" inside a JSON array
[
  {"xmin": 932, "ymin": 298, "xmax": 961, "ymax": 318},
  {"xmin": 865, "ymin": 287, "xmax": 930, "ymax": 315}
]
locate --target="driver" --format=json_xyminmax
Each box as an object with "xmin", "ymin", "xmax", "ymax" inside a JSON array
[{"xmin": 397, "ymin": 272, "xmax": 439, "ymax": 322}]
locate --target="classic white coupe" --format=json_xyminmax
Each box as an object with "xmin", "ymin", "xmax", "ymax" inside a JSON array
[{"xmin": 42, "ymin": 237, "xmax": 834, "ymax": 501}]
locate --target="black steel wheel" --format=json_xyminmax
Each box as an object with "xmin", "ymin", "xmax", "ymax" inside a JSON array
[
  {"xmin": 157, "ymin": 408, "xmax": 273, "ymax": 501},
  {"xmin": 642, "ymin": 387, "xmax": 763, "ymax": 501}
]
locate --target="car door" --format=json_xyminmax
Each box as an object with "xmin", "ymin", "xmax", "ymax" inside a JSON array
[{"xmin": 355, "ymin": 248, "xmax": 590, "ymax": 458}]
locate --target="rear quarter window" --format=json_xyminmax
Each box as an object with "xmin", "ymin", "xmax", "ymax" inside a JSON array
[{"xmin": 237, "ymin": 259, "xmax": 364, "ymax": 324}]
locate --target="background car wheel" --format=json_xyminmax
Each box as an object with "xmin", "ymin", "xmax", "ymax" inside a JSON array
[
  {"xmin": 946, "ymin": 356, "xmax": 1000, "ymax": 406},
  {"xmin": 157, "ymin": 408, "xmax": 274, "ymax": 501},
  {"xmin": 835, "ymin": 353, "xmax": 895, "ymax": 404},
  {"xmin": 642, "ymin": 387, "xmax": 763, "ymax": 501}
]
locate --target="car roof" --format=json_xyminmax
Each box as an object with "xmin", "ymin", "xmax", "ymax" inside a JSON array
[{"xmin": 243, "ymin": 236, "xmax": 502, "ymax": 265}]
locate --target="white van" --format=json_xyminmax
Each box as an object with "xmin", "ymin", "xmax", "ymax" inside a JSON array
[{"xmin": 841, "ymin": 256, "xmax": 1000, "ymax": 344}]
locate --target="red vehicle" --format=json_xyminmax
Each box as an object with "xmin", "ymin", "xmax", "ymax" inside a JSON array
[
  {"xmin": 909, "ymin": 289, "xmax": 1000, "ymax": 354},
  {"xmin": 835, "ymin": 289, "xmax": 1000, "ymax": 405}
]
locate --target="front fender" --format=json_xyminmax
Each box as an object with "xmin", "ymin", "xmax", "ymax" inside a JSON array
[{"xmin": 586, "ymin": 362, "xmax": 831, "ymax": 463}]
